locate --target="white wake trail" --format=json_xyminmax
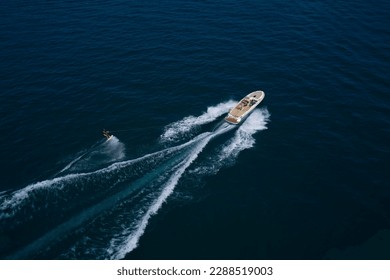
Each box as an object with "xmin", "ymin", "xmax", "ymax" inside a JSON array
[
  {"xmin": 0, "ymin": 134, "xmax": 208, "ymax": 218},
  {"xmin": 55, "ymin": 136, "xmax": 125, "ymax": 176},
  {"xmin": 1, "ymin": 101, "xmax": 235, "ymax": 216},
  {"xmin": 3, "ymin": 101, "xmax": 269, "ymax": 259},
  {"xmin": 109, "ymin": 124, "xmax": 233, "ymax": 259},
  {"xmin": 219, "ymin": 108, "xmax": 270, "ymax": 161},
  {"xmin": 190, "ymin": 108, "xmax": 270, "ymax": 176},
  {"xmin": 58, "ymin": 154, "xmax": 85, "ymax": 174},
  {"xmin": 160, "ymin": 100, "xmax": 236, "ymax": 143},
  {"xmin": 6, "ymin": 149, "xmax": 191, "ymax": 260}
]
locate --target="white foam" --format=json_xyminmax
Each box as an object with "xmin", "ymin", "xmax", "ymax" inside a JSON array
[
  {"xmin": 191, "ymin": 108, "xmax": 270, "ymax": 176},
  {"xmin": 3, "ymin": 103, "xmax": 267, "ymax": 258},
  {"xmin": 109, "ymin": 123, "xmax": 233, "ymax": 259},
  {"xmin": 1, "ymin": 102, "xmax": 236, "ymax": 216},
  {"xmin": 160, "ymin": 100, "xmax": 237, "ymax": 143},
  {"xmin": 0, "ymin": 133, "xmax": 210, "ymax": 218},
  {"xmin": 57, "ymin": 136, "xmax": 126, "ymax": 175},
  {"xmin": 220, "ymin": 108, "xmax": 270, "ymax": 160},
  {"xmin": 0, "ymin": 174, "xmax": 81, "ymax": 219},
  {"xmin": 6, "ymin": 138, "xmax": 207, "ymax": 259},
  {"xmin": 103, "ymin": 136, "xmax": 126, "ymax": 162}
]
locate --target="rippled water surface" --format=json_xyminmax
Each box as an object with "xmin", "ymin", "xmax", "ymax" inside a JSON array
[{"xmin": 0, "ymin": 0, "xmax": 389, "ymax": 259}]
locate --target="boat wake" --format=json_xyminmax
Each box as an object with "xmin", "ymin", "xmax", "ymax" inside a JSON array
[
  {"xmin": 189, "ymin": 109, "xmax": 270, "ymax": 176},
  {"xmin": 0, "ymin": 101, "xmax": 270, "ymax": 259},
  {"xmin": 160, "ymin": 100, "xmax": 237, "ymax": 143},
  {"xmin": 55, "ymin": 136, "xmax": 126, "ymax": 176}
]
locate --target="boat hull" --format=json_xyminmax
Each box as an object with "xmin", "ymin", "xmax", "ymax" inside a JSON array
[{"xmin": 224, "ymin": 90, "xmax": 265, "ymax": 124}]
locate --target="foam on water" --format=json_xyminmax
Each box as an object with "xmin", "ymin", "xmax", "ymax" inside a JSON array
[
  {"xmin": 5, "ymin": 128, "xmax": 224, "ymax": 259},
  {"xmin": 0, "ymin": 135, "xmax": 205, "ymax": 219},
  {"xmin": 190, "ymin": 108, "xmax": 270, "ymax": 176},
  {"xmin": 108, "ymin": 123, "xmax": 233, "ymax": 259},
  {"xmin": 104, "ymin": 136, "xmax": 126, "ymax": 161},
  {"xmin": 2, "ymin": 103, "xmax": 268, "ymax": 259},
  {"xmin": 56, "ymin": 136, "xmax": 126, "ymax": 175},
  {"xmin": 160, "ymin": 100, "xmax": 237, "ymax": 143},
  {"xmin": 219, "ymin": 108, "xmax": 270, "ymax": 161},
  {"xmin": 6, "ymin": 148, "xmax": 192, "ymax": 259}
]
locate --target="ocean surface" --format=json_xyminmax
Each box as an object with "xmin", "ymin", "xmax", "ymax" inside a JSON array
[{"xmin": 0, "ymin": 0, "xmax": 389, "ymax": 259}]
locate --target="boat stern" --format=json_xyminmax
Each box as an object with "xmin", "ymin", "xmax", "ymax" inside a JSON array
[{"xmin": 224, "ymin": 114, "xmax": 241, "ymax": 124}]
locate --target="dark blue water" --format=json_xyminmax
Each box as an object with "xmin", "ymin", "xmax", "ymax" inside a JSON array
[{"xmin": 1, "ymin": 0, "xmax": 389, "ymax": 259}]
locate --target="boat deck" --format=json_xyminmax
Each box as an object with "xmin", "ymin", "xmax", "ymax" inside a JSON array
[
  {"xmin": 224, "ymin": 90, "xmax": 265, "ymax": 125},
  {"xmin": 229, "ymin": 92, "xmax": 263, "ymax": 118}
]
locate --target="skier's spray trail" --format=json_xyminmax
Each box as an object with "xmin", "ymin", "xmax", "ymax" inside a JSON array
[
  {"xmin": 54, "ymin": 136, "xmax": 126, "ymax": 176},
  {"xmin": 0, "ymin": 101, "xmax": 270, "ymax": 259}
]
